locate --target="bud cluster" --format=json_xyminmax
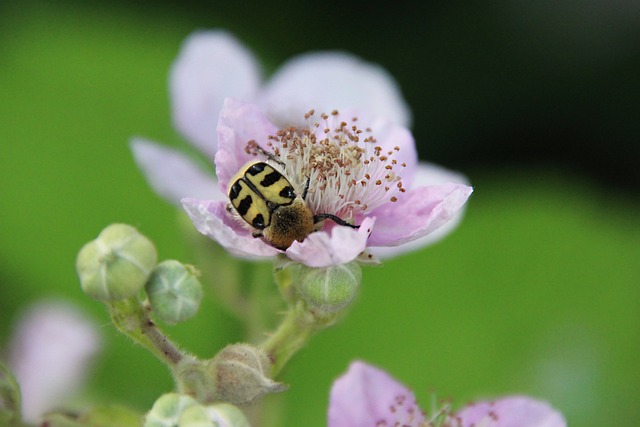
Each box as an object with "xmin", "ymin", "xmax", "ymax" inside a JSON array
[{"xmin": 76, "ymin": 224, "xmax": 202, "ymax": 325}]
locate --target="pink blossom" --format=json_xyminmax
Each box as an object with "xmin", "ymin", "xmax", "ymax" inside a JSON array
[
  {"xmin": 6, "ymin": 300, "xmax": 101, "ymax": 424},
  {"xmin": 131, "ymin": 30, "xmax": 472, "ymax": 261},
  {"xmin": 132, "ymin": 30, "xmax": 411, "ymax": 205},
  {"xmin": 182, "ymin": 100, "xmax": 472, "ymax": 267},
  {"xmin": 328, "ymin": 361, "xmax": 567, "ymax": 427}
]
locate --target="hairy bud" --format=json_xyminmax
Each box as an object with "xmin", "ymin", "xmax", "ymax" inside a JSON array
[
  {"xmin": 144, "ymin": 393, "xmax": 198, "ymax": 427},
  {"xmin": 77, "ymin": 224, "xmax": 157, "ymax": 301},
  {"xmin": 209, "ymin": 344, "xmax": 286, "ymax": 406},
  {"xmin": 296, "ymin": 261, "xmax": 361, "ymax": 313},
  {"xmin": 179, "ymin": 403, "xmax": 250, "ymax": 427},
  {"xmin": 146, "ymin": 260, "xmax": 202, "ymax": 325}
]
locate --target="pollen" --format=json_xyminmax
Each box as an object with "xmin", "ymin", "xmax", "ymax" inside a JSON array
[{"xmin": 245, "ymin": 109, "xmax": 406, "ymax": 221}]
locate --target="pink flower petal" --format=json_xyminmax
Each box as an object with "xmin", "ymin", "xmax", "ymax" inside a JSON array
[
  {"xmin": 214, "ymin": 99, "xmax": 279, "ymax": 190},
  {"xmin": 369, "ymin": 163, "xmax": 471, "ymax": 258},
  {"xmin": 8, "ymin": 301, "xmax": 101, "ymax": 424},
  {"xmin": 367, "ymin": 183, "xmax": 473, "ymax": 247},
  {"xmin": 285, "ymin": 217, "xmax": 375, "ymax": 268},
  {"xmin": 412, "ymin": 161, "xmax": 470, "ymax": 188},
  {"xmin": 456, "ymin": 396, "xmax": 567, "ymax": 427},
  {"xmin": 258, "ymin": 52, "xmax": 411, "ymax": 128},
  {"xmin": 170, "ymin": 31, "xmax": 262, "ymax": 159},
  {"xmin": 131, "ymin": 138, "xmax": 221, "ymax": 205},
  {"xmin": 328, "ymin": 361, "xmax": 425, "ymax": 427},
  {"xmin": 181, "ymin": 198, "xmax": 279, "ymax": 258}
]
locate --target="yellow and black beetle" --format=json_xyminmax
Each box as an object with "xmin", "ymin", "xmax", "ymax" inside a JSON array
[{"xmin": 228, "ymin": 161, "xmax": 359, "ymax": 250}]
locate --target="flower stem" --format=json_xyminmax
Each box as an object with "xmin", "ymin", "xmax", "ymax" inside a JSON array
[
  {"xmin": 260, "ymin": 301, "xmax": 338, "ymax": 377},
  {"xmin": 108, "ymin": 298, "xmax": 185, "ymax": 367}
]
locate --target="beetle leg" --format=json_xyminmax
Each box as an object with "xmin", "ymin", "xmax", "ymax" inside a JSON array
[{"xmin": 314, "ymin": 213, "xmax": 360, "ymax": 229}]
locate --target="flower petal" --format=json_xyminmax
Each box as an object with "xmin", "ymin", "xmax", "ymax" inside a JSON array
[
  {"xmin": 131, "ymin": 137, "xmax": 221, "ymax": 205},
  {"xmin": 181, "ymin": 197, "xmax": 279, "ymax": 258},
  {"xmin": 258, "ymin": 52, "xmax": 411, "ymax": 128},
  {"xmin": 214, "ymin": 99, "xmax": 279, "ymax": 190},
  {"xmin": 456, "ymin": 396, "xmax": 567, "ymax": 427},
  {"xmin": 367, "ymin": 182, "xmax": 473, "ymax": 247},
  {"xmin": 8, "ymin": 301, "xmax": 101, "ymax": 424},
  {"xmin": 369, "ymin": 163, "xmax": 471, "ymax": 258},
  {"xmin": 328, "ymin": 361, "xmax": 425, "ymax": 427},
  {"xmin": 285, "ymin": 217, "xmax": 375, "ymax": 268},
  {"xmin": 170, "ymin": 31, "xmax": 262, "ymax": 159}
]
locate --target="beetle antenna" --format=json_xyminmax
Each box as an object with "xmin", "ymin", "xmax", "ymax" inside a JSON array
[
  {"xmin": 302, "ymin": 176, "xmax": 311, "ymax": 200},
  {"xmin": 247, "ymin": 141, "xmax": 286, "ymax": 167}
]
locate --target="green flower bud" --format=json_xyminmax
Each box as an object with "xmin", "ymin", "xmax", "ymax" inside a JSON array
[
  {"xmin": 209, "ymin": 344, "xmax": 286, "ymax": 406},
  {"xmin": 296, "ymin": 262, "xmax": 361, "ymax": 313},
  {"xmin": 205, "ymin": 403, "xmax": 250, "ymax": 427},
  {"xmin": 0, "ymin": 362, "xmax": 21, "ymax": 427},
  {"xmin": 144, "ymin": 393, "xmax": 198, "ymax": 427},
  {"xmin": 178, "ymin": 403, "xmax": 250, "ymax": 427},
  {"xmin": 77, "ymin": 224, "xmax": 157, "ymax": 301},
  {"xmin": 146, "ymin": 260, "xmax": 202, "ymax": 325},
  {"xmin": 178, "ymin": 405, "xmax": 213, "ymax": 427}
]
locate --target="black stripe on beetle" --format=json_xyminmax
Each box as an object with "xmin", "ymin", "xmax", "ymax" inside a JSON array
[
  {"xmin": 236, "ymin": 195, "xmax": 252, "ymax": 216},
  {"xmin": 260, "ymin": 171, "xmax": 282, "ymax": 187}
]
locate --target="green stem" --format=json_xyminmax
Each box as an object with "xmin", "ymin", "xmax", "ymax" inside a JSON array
[
  {"xmin": 108, "ymin": 298, "xmax": 185, "ymax": 367},
  {"xmin": 261, "ymin": 301, "xmax": 337, "ymax": 377},
  {"xmin": 107, "ymin": 298, "xmax": 221, "ymax": 400}
]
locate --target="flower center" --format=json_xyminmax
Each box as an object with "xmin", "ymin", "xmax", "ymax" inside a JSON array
[{"xmin": 248, "ymin": 109, "xmax": 407, "ymax": 221}]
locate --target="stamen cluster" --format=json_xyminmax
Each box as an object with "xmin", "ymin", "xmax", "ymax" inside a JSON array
[{"xmin": 246, "ymin": 110, "xmax": 407, "ymax": 222}]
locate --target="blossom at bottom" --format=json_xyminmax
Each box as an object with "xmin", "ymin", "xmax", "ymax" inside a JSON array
[{"xmin": 328, "ymin": 361, "xmax": 567, "ymax": 427}]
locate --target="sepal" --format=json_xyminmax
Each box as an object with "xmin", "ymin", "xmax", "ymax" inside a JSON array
[{"xmin": 209, "ymin": 344, "xmax": 286, "ymax": 406}]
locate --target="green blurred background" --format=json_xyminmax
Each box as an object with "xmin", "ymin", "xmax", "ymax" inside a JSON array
[{"xmin": 1, "ymin": 1, "xmax": 639, "ymax": 426}]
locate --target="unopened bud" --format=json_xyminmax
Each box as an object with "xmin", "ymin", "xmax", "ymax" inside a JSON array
[
  {"xmin": 296, "ymin": 262, "xmax": 361, "ymax": 313},
  {"xmin": 209, "ymin": 344, "xmax": 286, "ymax": 406},
  {"xmin": 0, "ymin": 362, "xmax": 21, "ymax": 427},
  {"xmin": 178, "ymin": 403, "xmax": 250, "ymax": 427},
  {"xmin": 144, "ymin": 393, "xmax": 198, "ymax": 427},
  {"xmin": 77, "ymin": 224, "xmax": 157, "ymax": 301},
  {"xmin": 146, "ymin": 260, "xmax": 202, "ymax": 325},
  {"xmin": 178, "ymin": 405, "xmax": 213, "ymax": 427}
]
